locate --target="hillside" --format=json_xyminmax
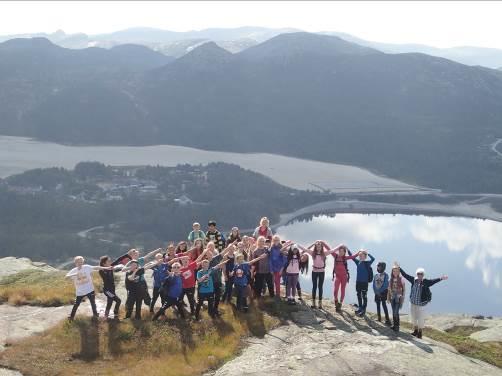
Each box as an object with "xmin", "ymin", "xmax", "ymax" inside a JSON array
[
  {"xmin": 0, "ymin": 258, "xmax": 501, "ymax": 376},
  {"xmin": 1, "ymin": 33, "xmax": 502, "ymax": 192}
]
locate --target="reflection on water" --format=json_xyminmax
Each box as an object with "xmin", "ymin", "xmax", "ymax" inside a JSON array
[{"xmin": 276, "ymin": 214, "xmax": 502, "ymax": 315}]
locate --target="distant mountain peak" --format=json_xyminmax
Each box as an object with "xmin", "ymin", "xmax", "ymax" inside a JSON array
[
  {"xmin": 238, "ymin": 32, "xmax": 380, "ymax": 60},
  {"xmin": 176, "ymin": 41, "xmax": 233, "ymax": 67},
  {"xmin": 0, "ymin": 37, "xmax": 57, "ymax": 50}
]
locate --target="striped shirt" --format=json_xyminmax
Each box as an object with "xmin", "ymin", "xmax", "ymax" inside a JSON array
[{"xmin": 410, "ymin": 280, "xmax": 426, "ymax": 306}]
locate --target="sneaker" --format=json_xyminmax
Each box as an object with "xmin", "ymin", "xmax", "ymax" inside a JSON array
[
  {"xmin": 385, "ymin": 320, "xmax": 392, "ymax": 326},
  {"xmin": 411, "ymin": 329, "xmax": 418, "ymax": 337},
  {"xmin": 417, "ymin": 330, "xmax": 423, "ymax": 339}
]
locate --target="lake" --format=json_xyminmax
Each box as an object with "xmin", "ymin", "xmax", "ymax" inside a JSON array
[
  {"xmin": 276, "ymin": 214, "xmax": 502, "ymax": 316},
  {"xmin": 0, "ymin": 135, "xmax": 418, "ymax": 192}
]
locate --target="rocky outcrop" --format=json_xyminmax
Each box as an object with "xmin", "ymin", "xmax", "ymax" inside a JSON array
[
  {"xmin": 425, "ymin": 313, "xmax": 502, "ymax": 343},
  {"xmin": 0, "ymin": 257, "xmax": 56, "ymax": 279},
  {"xmin": 210, "ymin": 304, "xmax": 502, "ymax": 376}
]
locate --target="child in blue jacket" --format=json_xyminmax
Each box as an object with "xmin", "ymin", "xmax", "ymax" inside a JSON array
[{"xmin": 351, "ymin": 249, "xmax": 375, "ymax": 316}]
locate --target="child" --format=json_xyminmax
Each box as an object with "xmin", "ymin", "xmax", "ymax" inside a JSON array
[
  {"xmin": 373, "ymin": 261, "xmax": 391, "ymax": 326},
  {"xmin": 252, "ymin": 236, "xmax": 274, "ymax": 298},
  {"xmin": 188, "ymin": 222, "xmax": 205, "ymax": 246},
  {"xmin": 295, "ymin": 253, "xmax": 310, "ymax": 302},
  {"xmin": 352, "ymin": 249, "xmax": 375, "ymax": 317},
  {"xmin": 281, "ymin": 242, "xmax": 304, "ymax": 305},
  {"xmin": 179, "ymin": 249, "xmax": 209, "ymax": 315},
  {"xmin": 231, "ymin": 253, "xmax": 267, "ymax": 311},
  {"xmin": 175, "ymin": 241, "xmax": 188, "ymax": 255},
  {"xmin": 150, "ymin": 253, "xmax": 169, "ymax": 313},
  {"xmin": 65, "ymin": 256, "xmax": 112, "ymax": 321},
  {"xmin": 326, "ymin": 243, "xmax": 358, "ymax": 313},
  {"xmin": 99, "ymin": 255, "xmax": 122, "ymax": 319},
  {"xmin": 400, "ymin": 266, "xmax": 448, "ymax": 339},
  {"xmin": 269, "ymin": 235, "xmax": 286, "ymax": 299},
  {"xmin": 253, "ymin": 217, "xmax": 273, "ymax": 241},
  {"xmin": 206, "ymin": 241, "xmax": 234, "ymax": 315},
  {"xmin": 303, "ymin": 241, "xmax": 334, "ymax": 308},
  {"xmin": 226, "ymin": 227, "xmax": 242, "ymax": 246},
  {"xmin": 205, "ymin": 220, "xmax": 225, "ymax": 251},
  {"xmin": 387, "ymin": 263, "xmax": 406, "ymax": 332},
  {"xmin": 194, "ymin": 258, "xmax": 229, "ymax": 320},
  {"xmin": 152, "ymin": 262, "xmax": 185, "ymax": 321},
  {"xmin": 221, "ymin": 244, "xmax": 236, "ymax": 303}
]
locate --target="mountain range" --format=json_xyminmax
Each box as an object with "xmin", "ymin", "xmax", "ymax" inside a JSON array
[
  {"xmin": 1, "ymin": 32, "xmax": 502, "ymax": 193},
  {"xmin": 2, "ymin": 26, "xmax": 502, "ymax": 68}
]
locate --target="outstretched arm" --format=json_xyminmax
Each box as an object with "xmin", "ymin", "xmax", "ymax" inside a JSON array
[
  {"xmin": 247, "ymin": 254, "xmax": 267, "ymax": 265},
  {"xmin": 212, "ymin": 259, "xmax": 230, "ymax": 270},
  {"xmin": 143, "ymin": 247, "xmax": 163, "ymax": 260},
  {"xmin": 399, "ymin": 268, "xmax": 414, "ymax": 284},
  {"xmin": 426, "ymin": 275, "xmax": 448, "ymax": 287}
]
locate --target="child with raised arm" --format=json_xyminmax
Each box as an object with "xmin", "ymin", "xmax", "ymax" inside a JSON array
[
  {"xmin": 66, "ymin": 256, "xmax": 112, "ymax": 321},
  {"xmin": 124, "ymin": 260, "xmax": 156, "ymax": 320},
  {"xmin": 179, "ymin": 249, "xmax": 209, "ymax": 315},
  {"xmin": 152, "ymin": 260, "xmax": 188, "ymax": 321},
  {"xmin": 325, "ymin": 243, "xmax": 358, "ymax": 313},
  {"xmin": 352, "ymin": 249, "xmax": 375, "ymax": 317},
  {"xmin": 388, "ymin": 263, "xmax": 406, "ymax": 332},
  {"xmin": 150, "ymin": 253, "xmax": 169, "ymax": 313},
  {"xmin": 221, "ymin": 244, "xmax": 236, "ymax": 303},
  {"xmin": 99, "ymin": 255, "xmax": 122, "ymax": 320},
  {"xmin": 302, "ymin": 241, "xmax": 334, "ymax": 308},
  {"xmin": 231, "ymin": 252, "xmax": 267, "ymax": 312},
  {"xmin": 281, "ymin": 242, "xmax": 305, "ymax": 305},
  {"xmin": 252, "ymin": 236, "xmax": 274, "ymax": 298},
  {"xmin": 373, "ymin": 261, "xmax": 391, "ymax": 326},
  {"xmin": 194, "ymin": 258, "xmax": 229, "ymax": 320},
  {"xmin": 400, "ymin": 266, "xmax": 448, "ymax": 339},
  {"xmin": 269, "ymin": 235, "xmax": 286, "ymax": 299}
]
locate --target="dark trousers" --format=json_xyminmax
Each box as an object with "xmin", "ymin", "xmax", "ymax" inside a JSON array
[
  {"xmin": 125, "ymin": 290, "xmax": 143, "ymax": 319},
  {"xmin": 254, "ymin": 273, "xmax": 274, "ymax": 297},
  {"xmin": 104, "ymin": 289, "xmax": 121, "ymax": 315},
  {"xmin": 70, "ymin": 291, "xmax": 98, "ymax": 319},
  {"xmin": 152, "ymin": 296, "xmax": 185, "ymax": 321},
  {"xmin": 235, "ymin": 284, "xmax": 248, "ymax": 310},
  {"xmin": 375, "ymin": 290, "xmax": 390, "ymax": 321},
  {"xmin": 141, "ymin": 280, "xmax": 151, "ymax": 306},
  {"xmin": 150, "ymin": 286, "xmax": 166, "ymax": 311},
  {"xmin": 356, "ymin": 281, "xmax": 368, "ymax": 313},
  {"xmin": 181, "ymin": 287, "xmax": 196, "ymax": 314},
  {"xmin": 222, "ymin": 277, "xmax": 234, "ymax": 302},
  {"xmin": 390, "ymin": 294, "xmax": 401, "ymax": 328},
  {"xmin": 195, "ymin": 292, "xmax": 215, "ymax": 319},
  {"xmin": 213, "ymin": 283, "xmax": 222, "ymax": 311},
  {"xmin": 312, "ymin": 271, "xmax": 325, "ymax": 300}
]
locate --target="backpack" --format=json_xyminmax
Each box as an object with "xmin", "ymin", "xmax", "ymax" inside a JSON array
[{"xmin": 364, "ymin": 262, "xmax": 374, "ymax": 283}]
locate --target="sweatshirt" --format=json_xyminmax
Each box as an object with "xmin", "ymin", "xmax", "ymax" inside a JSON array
[
  {"xmin": 373, "ymin": 272, "xmax": 389, "ymax": 296},
  {"xmin": 269, "ymin": 244, "xmax": 285, "ymax": 273},
  {"xmin": 352, "ymin": 254, "xmax": 375, "ymax": 282}
]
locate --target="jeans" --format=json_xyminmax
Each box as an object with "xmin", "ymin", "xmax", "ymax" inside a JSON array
[
  {"xmin": 181, "ymin": 287, "xmax": 196, "ymax": 314},
  {"xmin": 213, "ymin": 283, "xmax": 222, "ymax": 311},
  {"xmin": 150, "ymin": 286, "xmax": 166, "ymax": 311},
  {"xmin": 125, "ymin": 289, "xmax": 144, "ymax": 319},
  {"xmin": 152, "ymin": 296, "xmax": 185, "ymax": 320},
  {"xmin": 234, "ymin": 284, "xmax": 248, "ymax": 310},
  {"xmin": 356, "ymin": 281, "xmax": 368, "ymax": 313},
  {"xmin": 222, "ymin": 277, "xmax": 234, "ymax": 302},
  {"xmin": 312, "ymin": 271, "xmax": 325, "ymax": 300},
  {"xmin": 70, "ymin": 291, "xmax": 98, "ymax": 319},
  {"xmin": 375, "ymin": 290, "xmax": 389, "ymax": 321},
  {"xmin": 104, "ymin": 289, "xmax": 121, "ymax": 315},
  {"xmin": 390, "ymin": 293, "xmax": 402, "ymax": 327},
  {"xmin": 195, "ymin": 292, "xmax": 215, "ymax": 319},
  {"xmin": 254, "ymin": 273, "xmax": 274, "ymax": 297},
  {"xmin": 286, "ymin": 273, "xmax": 299, "ymax": 299}
]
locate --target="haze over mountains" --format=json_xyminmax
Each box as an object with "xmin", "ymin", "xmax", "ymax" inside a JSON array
[
  {"xmin": 1, "ymin": 31, "xmax": 502, "ymax": 193},
  {"xmin": 2, "ymin": 26, "xmax": 502, "ymax": 67}
]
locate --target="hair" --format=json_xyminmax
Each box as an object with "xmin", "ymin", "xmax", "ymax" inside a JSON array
[
  {"xmin": 256, "ymin": 236, "xmax": 266, "ymax": 246},
  {"xmin": 416, "ymin": 267, "xmax": 425, "ymax": 276},
  {"xmin": 314, "ymin": 241, "xmax": 324, "ymax": 254},
  {"xmin": 74, "ymin": 256, "xmax": 84, "ymax": 263},
  {"xmin": 286, "ymin": 245, "xmax": 300, "ymax": 265},
  {"xmin": 260, "ymin": 217, "xmax": 269, "ymax": 227},
  {"xmin": 99, "ymin": 255, "xmax": 110, "ymax": 266},
  {"xmin": 175, "ymin": 241, "xmax": 187, "ymax": 254},
  {"xmin": 127, "ymin": 248, "xmax": 138, "ymax": 257},
  {"xmin": 193, "ymin": 222, "xmax": 200, "ymax": 227},
  {"xmin": 201, "ymin": 259, "xmax": 210, "ymax": 266},
  {"xmin": 300, "ymin": 253, "xmax": 309, "ymax": 274},
  {"xmin": 236, "ymin": 253, "xmax": 245, "ymax": 263},
  {"xmin": 155, "ymin": 253, "xmax": 163, "ymax": 259}
]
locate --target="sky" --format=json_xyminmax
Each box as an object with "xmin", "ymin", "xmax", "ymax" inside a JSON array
[{"xmin": 1, "ymin": 1, "xmax": 502, "ymax": 49}]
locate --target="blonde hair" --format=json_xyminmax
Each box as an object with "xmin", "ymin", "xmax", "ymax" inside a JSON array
[
  {"xmin": 260, "ymin": 217, "xmax": 269, "ymax": 227},
  {"xmin": 74, "ymin": 256, "xmax": 84, "ymax": 263}
]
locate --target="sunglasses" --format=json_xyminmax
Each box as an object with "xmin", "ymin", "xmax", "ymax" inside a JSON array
[{"xmin": 417, "ymin": 273, "xmax": 424, "ymax": 275}]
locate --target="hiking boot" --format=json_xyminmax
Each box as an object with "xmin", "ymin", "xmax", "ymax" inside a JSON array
[
  {"xmin": 385, "ymin": 319, "xmax": 392, "ymax": 326},
  {"xmin": 393, "ymin": 325, "xmax": 399, "ymax": 332},
  {"xmin": 377, "ymin": 313, "xmax": 382, "ymax": 322},
  {"xmin": 318, "ymin": 300, "xmax": 323, "ymax": 309},
  {"xmin": 417, "ymin": 330, "xmax": 423, "ymax": 339},
  {"xmin": 311, "ymin": 302, "xmax": 317, "ymax": 309},
  {"xmin": 335, "ymin": 302, "xmax": 342, "ymax": 313},
  {"xmin": 411, "ymin": 328, "xmax": 418, "ymax": 337}
]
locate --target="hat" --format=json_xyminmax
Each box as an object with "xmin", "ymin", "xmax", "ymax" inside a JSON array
[
  {"xmin": 208, "ymin": 220, "xmax": 216, "ymax": 226},
  {"xmin": 392, "ymin": 262, "xmax": 400, "ymax": 269},
  {"xmin": 415, "ymin": 267, "xmax": 425, "ymax": 276}
]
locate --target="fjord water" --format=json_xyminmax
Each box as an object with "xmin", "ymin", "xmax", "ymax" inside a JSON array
[{"xmin": 276, "ymin": 214, "xmax": 502, "ymax": 316}]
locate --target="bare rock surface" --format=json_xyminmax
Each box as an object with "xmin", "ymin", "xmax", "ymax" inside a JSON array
[
  {"xmin": 210, "ymin": 303, "xmax": 502, "ymax": 376},
  {"xmin": 0, "ymin": 257, "xmax": 56, "ymax": 279}
]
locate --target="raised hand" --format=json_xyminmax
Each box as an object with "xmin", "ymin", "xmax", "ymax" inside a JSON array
[{"xmin": 441, "ymin": 275, "xmax": 448, "ymax": 281}]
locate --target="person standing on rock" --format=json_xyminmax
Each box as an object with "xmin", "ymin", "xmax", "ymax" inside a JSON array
[
  {"xmin": 99, "ymin": 255, "xmax": 122, "ymax": 320},
  {"xmin": 326, "ymin": 243, "xmax": 359, "ymax": 313},
  {"xmin": 65, "ymin": 256, "xmax": 112, "ymax": 321},
  {"xmin": 205, "ymin": 220, "xmax": 225, "ymax": 251},
  {"xmin": 302, "ymin": 241, "xmax": 334, "ymax": 309},
  {"xmin": 373, "ymin": 261, "xmax": 391, "ymax": 326},
  {"xmin": 253, "ymin": 217, "xmax": 273, "ymax": 241},
  {"xmin": 400, "ymin": 266, "xmax": 448, "ymax": 339},
  {"xmin": 252, "ymin": 236, "xmax": 274, "ymax": 299},
  {"xmin": 387, "ymin": 263, "xmax": 406, "ymax": 332},
  {"xmin": 351, "ymin": 249, "xmax": 375, "ymax": 317}
]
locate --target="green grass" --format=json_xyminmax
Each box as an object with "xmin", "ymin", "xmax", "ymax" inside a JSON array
[
  {"xmin": 0, "ymin": 298, "xmax": 289, "ymax": 376},
  {"xmin": 0, "ymin": 269, "xmax": 102, "ymax": 307}
]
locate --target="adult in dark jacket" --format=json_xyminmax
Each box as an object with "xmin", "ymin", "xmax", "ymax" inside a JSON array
[{"xmin": 400, "ymin": 267, "xmax": 448, "ymax": 339}]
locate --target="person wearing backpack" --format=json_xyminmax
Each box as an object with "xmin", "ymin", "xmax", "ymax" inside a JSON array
[
  {"xmin": 400, "ymin": 267, "xmax": 448, "ymax": 339},
  {"xmin": 351, "ymin": 249, "xmax": 375, "ymax": 317},
  {"xmin": 325, "ymin": 243, "xmax": 358, "ymax": 313}
]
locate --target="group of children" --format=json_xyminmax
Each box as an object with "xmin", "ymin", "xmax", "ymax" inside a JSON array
[{"xmin": 65, "ymin": 217, "xmax": 448, "ymax": 338}]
